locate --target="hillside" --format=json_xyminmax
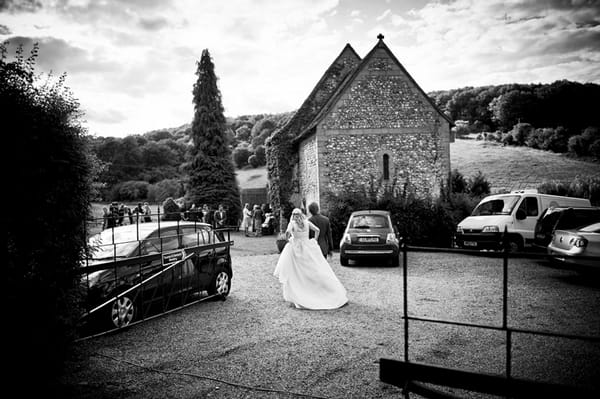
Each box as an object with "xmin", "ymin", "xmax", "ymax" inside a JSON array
[
  {"xmin": 452, "ymin": 138, "xmax": 599, "ymax": 193},
  {"xmin": 236, "ymin": 139, "xmax": 599, "ymax": 193}
]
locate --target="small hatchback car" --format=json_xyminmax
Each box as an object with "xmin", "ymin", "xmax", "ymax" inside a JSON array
[{"xmin": 339, "ymin": 210, "xmax": 399, "ymax": 266}]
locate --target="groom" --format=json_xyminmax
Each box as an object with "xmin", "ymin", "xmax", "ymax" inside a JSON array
[{"xmin": 308, "ymin": 202, "xmax": 333, "ymax": 259}]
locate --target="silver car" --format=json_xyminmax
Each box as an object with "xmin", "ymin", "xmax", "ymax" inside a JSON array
[{"xmin": 547, "ymin": 222, "xmax": 600, "ymax": 269}]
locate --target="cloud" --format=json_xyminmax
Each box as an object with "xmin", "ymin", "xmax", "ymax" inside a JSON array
[
  {"xmin": 380, "ymin": 0, "xmax": 600, "ymax": 91},
  {"xmin": 350, "ymin": 9, "xmax": 360, "ymax": 17},
  {"xmin": 0, "ymin": 24, "xmax": 11, "ymax": 34},
  {"xmin": 2, "ymin": 35, "xmax": 120, "ymax": 74},
  {"xmin": 138, "ymin": 16, "xmax": 169, "ymax": 31},
  {"xmin": 0, "ymin": 0, "xmax": 42, "ymax": 13},
  {"xmin": 377, "ymin": 9, "xmax": 391, "ymax": 21}
]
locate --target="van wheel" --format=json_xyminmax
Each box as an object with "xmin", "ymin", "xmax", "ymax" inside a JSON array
[{"xmin": 340, "ymin": 255, "xmax": 349, "ymax": 266}]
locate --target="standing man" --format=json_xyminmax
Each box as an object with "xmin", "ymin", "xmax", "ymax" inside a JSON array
[
  {"xmin": 308, "ymin": 202, "xmax": 333, "ymax": 259},
  {"xmin": 213, "ymin": 204, "xmax": 227, "ymax": 240}
]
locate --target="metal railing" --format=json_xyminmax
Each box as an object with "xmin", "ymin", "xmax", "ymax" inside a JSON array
[
  {"xmin": 380, "ymin": 236, "xmax": 600, "ymax": 398},
  {"xmin": 78, "ymin": 211, "xmax": 234, "ymax": 339}
]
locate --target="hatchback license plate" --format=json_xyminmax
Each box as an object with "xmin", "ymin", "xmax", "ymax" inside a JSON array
[
  {"xmin": 464, "ymin": 241, "xmax": 477, "ymax": 247},
  {"xmin": 359, "ymin": 237, "xmax": 379, "ymax": 243}
]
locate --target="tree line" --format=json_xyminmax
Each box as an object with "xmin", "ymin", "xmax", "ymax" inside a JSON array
[
  {"xmin": 429, "ymin": 80, "xmax": 600, "ymax": 159},
  {"xmin": 90, "ymin": 110, "xmax": 292, "ymax": 202}
]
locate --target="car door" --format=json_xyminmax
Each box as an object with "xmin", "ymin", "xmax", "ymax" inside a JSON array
[
  {"xmin": 513, "ymin": 196, "xmax": 539, "ymax": 243},
  {"xmin": 181, "ymin": 227, "xmax": 215, "ymax": 290},
  {"xmin": 137, "ymin": 228, "xmax": 180, "ymax": 303}
]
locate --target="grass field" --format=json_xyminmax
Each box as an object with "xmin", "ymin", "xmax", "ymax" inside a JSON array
[{"xmin": 451, "ymin": 137, "xmax": 599, "ymax": 193}]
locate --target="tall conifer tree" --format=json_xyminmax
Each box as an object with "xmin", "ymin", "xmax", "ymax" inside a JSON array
[{"xmin": 186, "ymin": 49, "xmax": 241, "ymax": 224}]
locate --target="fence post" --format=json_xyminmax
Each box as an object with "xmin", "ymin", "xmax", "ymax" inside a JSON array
[
  {"xmin": 402, "ymin": 237, "xmax": 409, "ymax": 363},
  {"xmin": 502, "ymin": 226, "xmax": 512, "ymax": 381}
]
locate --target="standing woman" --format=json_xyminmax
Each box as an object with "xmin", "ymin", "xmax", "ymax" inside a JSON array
[
  {"xmin": 242, "ymin": 203, "xmax": 252, "ymax": 236},
  {"xmin": 143, "ymin": 202, "xmax": 152, "ymax": 222},
  {"xmin": 273, "ymin": 208, "xmax": 348, "ymax": 310}
]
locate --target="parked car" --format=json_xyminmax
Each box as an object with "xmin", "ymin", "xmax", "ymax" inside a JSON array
[
  {"xmin": 533, "ymin": 206, "xmax": 600, "ymax": 249},
  {"xmin": 83, "ymin": 221, "xmax": 232, "ymax": 329},
  {"xmin": 339, "ymin": 210, "xmax": 399, "ymax": 266},
  {"xmin": 547, "ymin": 222, "xmax": 600, "ymax": 269},
  {"xmin": 455, "ymin": 190, "xmax": 591, "ymax": 251}
]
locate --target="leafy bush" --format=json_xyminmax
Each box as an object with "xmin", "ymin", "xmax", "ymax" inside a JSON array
[
  {"xmin": 468, "ymin": 170, "xmax": 491, "ymax": 197},
  {"xmin": 232, "ymin": 144, "xmax": 251, "ymax": 168},
  {"xmin": 110, "ymin": 180, "xmax": 150, "ymax": 201},
  {"xmin": 509, "ymin": 122, "xmax": 534, "ymax": 146},
  {"xmin": 326, "ymin": 187, "xmax": 456, "ymax": 248},
  {"xmin": 568, "ymin": 127, "xmax": 599, "ymax": 157},
  {"xmin": 538, "ymin": 176, "xmax": 600, "ymax": 206},
  {"xmin": 4, "ymin": 42, "xmax": 92, "ymax": 395},
  {"xmin": 450, "ymin": 169, "xmax": 468, "ymax": 193},
  {"xmin": 248, "ymin": 154, "xmax": 260, "ymax": 168},
  {"xmin": 544, "ymin": 126, "xmax": 570, "ymax": 153},
  {"xmin": 148, "ymin": 178, "xmax": 184, "ymax": 203},
  {"xmin": 162, "ymin": 197, "xmax": 182, "ymax": 220}
]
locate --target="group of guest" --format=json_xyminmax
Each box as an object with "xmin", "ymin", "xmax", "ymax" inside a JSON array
[
  {"xmin": 102, "ymin": 202, "xmax": 151, "ymax": 229},
  {"xmin": 184, "ymin": 203, "xmax": 227, "ymax": 228},
  {"xmin": 242, "ymin": 203, "xmax": 271, "ymax": 237}
]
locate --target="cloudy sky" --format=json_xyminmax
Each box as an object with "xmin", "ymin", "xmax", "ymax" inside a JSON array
[{"xmin": 1, "ymin": 0, "xmax": 599, "ymax": 138}]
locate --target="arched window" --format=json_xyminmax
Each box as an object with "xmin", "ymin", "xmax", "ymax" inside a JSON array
[{"xmin": 383, "ymin": 154, "xmax": 390, "ymax": 180}]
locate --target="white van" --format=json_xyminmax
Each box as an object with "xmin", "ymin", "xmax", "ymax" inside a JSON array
[{"xmin": 455, "ymin": 190, "xmax": 591, "ymax": 251}]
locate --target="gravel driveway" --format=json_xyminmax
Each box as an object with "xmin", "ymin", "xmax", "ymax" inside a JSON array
[{"xmin": 62, "ymin": 231, "xmax": 600, "ymax": 398}]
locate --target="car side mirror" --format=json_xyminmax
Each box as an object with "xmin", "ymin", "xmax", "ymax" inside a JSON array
[{"xmin": 516, "ymin": 209, "xmax": 527, "ymax": 220}]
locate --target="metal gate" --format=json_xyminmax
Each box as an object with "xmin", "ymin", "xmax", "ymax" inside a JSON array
[{"xmin": 380, "ymin": 239, "xmax": 600, "ymax": 398}]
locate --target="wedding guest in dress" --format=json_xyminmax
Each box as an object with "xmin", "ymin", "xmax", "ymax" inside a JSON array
[
  {"xmin": 274, "ymin": 208, "xmax": 348, "ymax": 310},
  {"xmin": 242, "ymin": 203, "xmax": 252, "ymax": 236},
  {"xmin": 143, "ymin": 202, "xmax": 152, "ymax": 222}
]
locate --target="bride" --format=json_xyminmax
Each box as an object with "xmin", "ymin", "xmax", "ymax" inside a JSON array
[{"xmin": 274, "ymin": 208, "xmax": 348, "ymax": 310}]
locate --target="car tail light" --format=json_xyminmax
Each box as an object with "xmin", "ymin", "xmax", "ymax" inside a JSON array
[
  {"xmin": 386, "ymin": 233, "xmax": 398, "ymax": 244},
  {"xmin": 569, "ymin": 236, "xmax": 588, "ymax": 248},
  {"xmin": 341, "ymin": 233, "xmax": 351, "ymax": 245}
]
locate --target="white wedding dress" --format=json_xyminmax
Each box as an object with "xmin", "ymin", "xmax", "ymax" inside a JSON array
[{"xmin": 274, "ymin": 221, "xmax": 348, "ymax": 309}]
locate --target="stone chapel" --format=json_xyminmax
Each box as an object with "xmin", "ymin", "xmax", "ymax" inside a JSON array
[{"xmin": 266, "ymin": 34, "xmax": 453, "ymax": 216}]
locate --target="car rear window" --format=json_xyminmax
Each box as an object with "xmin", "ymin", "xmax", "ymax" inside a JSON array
[
  {"xmin": 350, "ymin": 215, "xmax": 389, "ymax": 228},
  {"xmin": 556, "ymin": 209, "xmax": 600, "ymax": 230}
]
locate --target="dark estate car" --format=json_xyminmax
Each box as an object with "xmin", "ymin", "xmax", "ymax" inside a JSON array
[
  {"xmin": 339, "ymin": 210, "xmax": 399, "ymax": 267},
  {"xmin": 533, "ymin": 206, "xmax": 600, "ymax": 249},
  {"xmin": 82, "ymin": 221, "xmax": 232, "ymax": 329}
]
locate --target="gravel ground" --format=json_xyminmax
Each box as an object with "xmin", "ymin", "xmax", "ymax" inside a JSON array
[{"xmin": 61, "ymin": 231, "xmax": 600, "ymax": 398}]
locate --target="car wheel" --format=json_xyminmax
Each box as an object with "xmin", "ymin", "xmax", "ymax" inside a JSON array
[
  {"xmin": 110, "ymin": 294, "xmax": 136, "ymax": 328},
  {"xmin": 209, "ymin": 270, "xmax": 231, "ymax": 299},
  {"xmin": 340, "ymin": 255, "xmax": 349, "ymax": 266},
  {"xmin": 390, "ymin": 255, "xmax": 399, "ymax": 267}
]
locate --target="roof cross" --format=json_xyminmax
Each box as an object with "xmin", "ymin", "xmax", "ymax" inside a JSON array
[{"xmin": 377, "ymin": 33, "xmax": 384, "ymax": 40}]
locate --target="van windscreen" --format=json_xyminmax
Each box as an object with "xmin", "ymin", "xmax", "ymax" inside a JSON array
[{"xmin": 471, "ymin": 195, "xmax": 520, "ymax": 216}]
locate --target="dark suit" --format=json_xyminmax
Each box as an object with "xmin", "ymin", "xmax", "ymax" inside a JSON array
[{"xmin": 309, "ymin": 213, "xmax": 333, "ymax": 258}]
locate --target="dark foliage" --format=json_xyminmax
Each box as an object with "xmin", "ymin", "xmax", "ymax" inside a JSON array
[
  {"xmin": 162, "ymin": 197, "xmax": 182, "ymax": 221},
  {"xmin": 2, "ymin": 42, "xmax": 92, "ymax": 395},
  {"xmin": 185, "ymin": 49, "xmax": 241, "ymax": 225},
  {"xmin": 326, "ymin": 184, "xmax": 457, "ymax": 249},
  {"xmin": 538, "ymin": 176, "xmax": 600, "ymax": 206}
]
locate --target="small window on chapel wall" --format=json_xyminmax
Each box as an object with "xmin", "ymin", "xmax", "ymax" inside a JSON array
[{"xmin": 383, "ymin": 154, "xmax": 390, "ymax": 180}]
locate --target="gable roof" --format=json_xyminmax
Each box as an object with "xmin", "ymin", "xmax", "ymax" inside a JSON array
[
  {"xmin": 292, "ymin": 36, "xmax": 454, "ymax": 143},
  {"xmin": 268, "ymin": 43, "xmax": 361, "ymax": 143}
]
